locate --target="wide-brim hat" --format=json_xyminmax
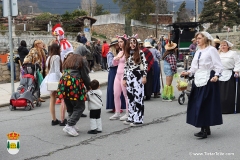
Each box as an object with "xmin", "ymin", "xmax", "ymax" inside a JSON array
[
  {"xmin": 214, "ymin": 38, "xmax": 221, "ymax": 44},
  {"xmin": 144, "ymin": 42, "xmax": 152, "ymax": 48},
  {"xmin": 137, "ymin": 39, "xmax": 143, "ymax": 44},
  {"xmin": 110, "ymin": 38, "xmax": 118, "ymax": 46},
  {"xmin": 165, "ymin": 41, "xmax": 177, "ymax": 50}
]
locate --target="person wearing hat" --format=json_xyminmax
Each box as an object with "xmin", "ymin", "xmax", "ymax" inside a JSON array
[
  {"xmin": 189, "ymin": 38, "xmax": 197, "ymax": 56},
  {"xmin": 106, "ymin": 38, "xmax": 126, "ymax": 112},
  {"xmin": 109, "ymin": 35, "xmax": 128, "ymax": 121},
  {"xmin": 181, "ymin": 32, "xmax": 223, "ymax": 139},
  {"xmin": 161, "ymin": 41, "xmax": 177, "ymax": 102},
  {"xmin": 144, "ymin": 42, "xmax": 162, "ymax": 98},
  {"xmin": 218, "ymin": 40, "xmax": 240, "ymax": 114},
  {"xmin": 138, "ymin": 39, "xmax": 154, "ymax": 100},
  {"xmin": 213, "ymin": 37, "xmax": 220, "ymax": 50}
]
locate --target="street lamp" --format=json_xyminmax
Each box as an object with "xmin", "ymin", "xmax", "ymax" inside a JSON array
[{"xmin": 29, "ymin": 6, "xmax": 33, "ymax": 14}]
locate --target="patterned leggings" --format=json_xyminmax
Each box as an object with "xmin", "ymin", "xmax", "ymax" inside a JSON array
[{"xmin": 126, "ymin": 70, "xmax": 144, "ymax": 123}]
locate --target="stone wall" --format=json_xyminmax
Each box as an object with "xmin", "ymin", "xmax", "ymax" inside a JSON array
[
  {"xmin": 92, "ymin": 23, "xmax": 125, "ymax": 40},
  {"xmin": 0, "ymin": 63, "xmax": 20, "ymax": 83}
]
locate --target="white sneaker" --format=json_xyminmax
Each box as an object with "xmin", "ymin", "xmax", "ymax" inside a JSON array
[
  {"xmin": 90, "ymin": 70, "xmax": 94, "ymax": 73},
  {"xmin": 63, "ymin": 125, "xmax": 79, "ymax": 136},
  {"xmin": 123, "ymin": 120, "xmax": 132, "ymax": 125},
  {"xmin": 73, "ymin": 125, "xmax": 79, "ymax": 132},
  {"xmin": 120, "ymin": 113, "xmax": 128, "ymax": 121},
  {"xmin": 109, "ymin": 113, "xmax": 121, "ymax": 120}
]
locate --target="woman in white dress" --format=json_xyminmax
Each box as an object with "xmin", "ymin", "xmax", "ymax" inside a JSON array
[
  {"xmin": 41, "ymin": 43, "xmax": 62, "ymax": 125},
  {"xmin": 181, "ymin": 32, "xmax": 223, "ymax": 139},
  {"xmin": 219, "ymin": 40, "xmax": 240, "ymax": 114}
]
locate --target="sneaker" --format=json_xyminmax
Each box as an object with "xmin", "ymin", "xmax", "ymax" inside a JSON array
[
  {"xmin": 90, "ymin": 70, "xmax": 94, "ymax": 73},
  {"xmin": 130, "ymin": 122, "xmax": 143, "ymax": 127},
  {"xmin": 87, "ymin": 130, "xmax": 98, "ymax": 134},
  {"xmin": 97, "ymin": 130, "xmax": 102, "ymax": 133},
  {"xmin": 73, "ymin": 125, "xmax": 79, "ymax": 132},
  {"xmin": 162, "ymin": 98, "xmax": 172, "ymax": 102},
  {"xmin": 59, "ymin": 119, "xmax": 67, "ymax": 126},
  {"xmin": 120, "ymin": 113, "xmax": 128, "ymax": 121},
  {"xmin": 55, "ymin": 99, "xmax": 61, "ymax": 105},
  {"xmin": 51, "ymin": 119, "xmax": 60, "ymax": 126},
  {"xmin": 63, "ymin": 125, "xmax": 79, "ymax": 136},
  {"xmin": 109, "ymin": 113, "xmax": 121, "ymax": 120},
  {"xmin": 123, "ymin": 120, "xmax": 132, "ymax": 125}
]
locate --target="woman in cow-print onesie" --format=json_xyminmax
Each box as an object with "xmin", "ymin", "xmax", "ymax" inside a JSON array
[{"xmin": 123, "ymin": 36, "xmax": 148, "ymax": 126}]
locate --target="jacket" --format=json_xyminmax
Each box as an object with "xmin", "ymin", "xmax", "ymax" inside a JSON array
[
  {"xmin": 86, "ymin": 45, "xmax": 94, "ymax": 60},
  {"xmin": 87, "ymin": 89, "xmax": 103, "ymax": 110},
  {"xmin": 63, "ymin": 64, "xmax": 91, "ymax": 90},
  {"xmin": 102, "ymin": 43, "xmax": 109, "ymax": 58},
  {"xmin": 18, "ymin": 46, "xmax": 29, "ymax": 64}
]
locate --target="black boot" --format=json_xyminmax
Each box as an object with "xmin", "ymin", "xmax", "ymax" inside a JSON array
[
  {"xmin": 194, "ymin": 127, "xmax": 207, "ymax": 138},
  {"xmin": 206, "ymin": 126, "xmax": 211, "ymax": 135}
]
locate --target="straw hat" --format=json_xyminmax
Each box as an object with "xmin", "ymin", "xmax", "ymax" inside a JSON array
[
  {"xmin": 214, "ymin": 38, "xmax": 220, "ymax": 44},
  {"xmin": 110, "ymin": 38, "xmax": 118, "ymax": 46},
  {"xmin": 165, "ymin": 41, "xmax": 177, "ymax": 50},
  {"xmin": 191, "ymin": 38, "xmax": 195, "ymax": 41},
  {"xmin": 144, "ymin": 42, "xmax": 152, "ymax": 48}
]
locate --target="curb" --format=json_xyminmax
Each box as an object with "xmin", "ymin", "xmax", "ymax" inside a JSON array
[{"xmin": 0, "ymin": 82, "xmax": 108, "ymax": 108}]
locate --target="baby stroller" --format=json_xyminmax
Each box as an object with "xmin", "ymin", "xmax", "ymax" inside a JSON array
[
  {"xmin": 9, "ymin": 63, "xmax": 41, "ymax": 111},
  {"xmin": 177, "ymin": 76, "xmax": 192, "ymax": 105}
]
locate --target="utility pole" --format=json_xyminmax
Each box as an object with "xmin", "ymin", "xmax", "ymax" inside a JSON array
[
  {"xmin": 8, "ymin": 0, "xmax": 14, "ymax": 93},
  {"xmin": 195, "ymin": 0, "xmax": 198, "ymax": 22},
  {"xmin": 156, "ymin": 0, "xmax": 159, "ymax": 39},
  {"xmin": 89, "ymin": 0, "xmax": 92, "ymax": 17}
]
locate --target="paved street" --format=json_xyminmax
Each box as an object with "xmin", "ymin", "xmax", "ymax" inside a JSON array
[{"xmin": 0, "ymin": 81, "xmax": 240, "ymax": 160}]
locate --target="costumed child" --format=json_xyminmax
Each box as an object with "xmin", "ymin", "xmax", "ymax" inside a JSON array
[
  {"xmin": 87, "ymin": 80, "xmax": 103, "ymax": 134},
  {"xmin": 162, "ymin": 41, "xmax": 177, "ymax": 102}
]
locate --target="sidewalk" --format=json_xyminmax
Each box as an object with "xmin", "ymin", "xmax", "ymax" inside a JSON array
[{"xmin": 0, "ymin": 71, "xmax": 109, "ymax": 107}]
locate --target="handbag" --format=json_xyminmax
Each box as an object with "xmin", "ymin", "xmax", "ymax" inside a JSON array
[
  {"xmin": 46, "ymin": 57, "xmax": 59, "ymax": 91},
  {"xmin": 36, "ymin": 70, "xmax": 43, "ymax": 87}
]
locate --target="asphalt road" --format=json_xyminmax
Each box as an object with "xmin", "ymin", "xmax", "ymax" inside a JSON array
[{"xmin": 0, "ymin": 85, "xmax": 240, "ymax": 160}]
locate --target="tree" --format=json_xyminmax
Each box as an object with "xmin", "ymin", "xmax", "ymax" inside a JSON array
[
  {"xmin": 95, "ymin": 4, "xmax": 110, "ymax": 16},
  {"xmin": 113, "ymin": 0, "xmax": 155, "ymax": 23},
  {"xmin": 61, "ymin": 10, "xmax": 87, "ymax": 21},
  {"xmin": 155, "ymin": 0, "xmax": 168, "ymax": 14},
  {"xmin": 200, "ymin": 0, "xmax": 240, "ymax": 32},
  {"xmin": 176, "ymin": 1, "xmax": 190, "ymax": 22}
]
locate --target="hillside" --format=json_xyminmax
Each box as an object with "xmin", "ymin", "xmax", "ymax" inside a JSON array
[{"xmin": 19, "ymin": 0, "xmax": 202, "ymax": 15}]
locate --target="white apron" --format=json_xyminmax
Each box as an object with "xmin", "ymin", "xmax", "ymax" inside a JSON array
[
  {"xmin": 194, "ymin": 69, "xmax": 211, "ymax": 87},
  {"xmin": 219, "ymin": 70, "xmax": 232, "ymax": 82}
]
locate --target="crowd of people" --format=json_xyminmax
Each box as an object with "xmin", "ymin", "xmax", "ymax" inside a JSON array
[{"xmin": 9, "ymin": 26, "xmax": 240, "ymax": 139}]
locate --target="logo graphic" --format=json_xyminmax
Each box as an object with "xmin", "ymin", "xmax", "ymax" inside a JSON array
[{"xmin": 7, "ymin": 131, "xmax": 20, "ymax": 155}]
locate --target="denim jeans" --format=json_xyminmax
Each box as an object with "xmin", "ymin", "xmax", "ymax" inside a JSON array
[{"xmin": 7, "ymin": 62, "xmax": 16, "ymax": 80}]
